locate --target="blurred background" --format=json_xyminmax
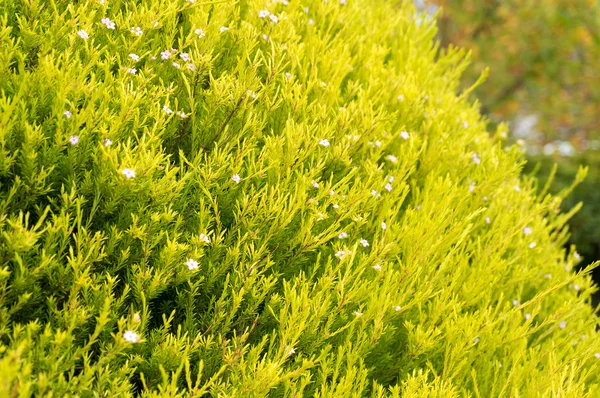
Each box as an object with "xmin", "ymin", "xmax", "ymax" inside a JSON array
[{"xmin": 414, "ymin": 0, "xmax": 600, "ymax": 297}]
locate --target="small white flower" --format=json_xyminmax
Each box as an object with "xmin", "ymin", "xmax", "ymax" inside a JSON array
[
  {"xmin": 123, "ymin": 330, "xmax": 140, "ymax": 343},
  {"xmin": 544, "ymin": 273, "xmax": 552, "ymax": 279},
  {"xmin": 316, "ymin": 212, "xmax": 325, "ymax": 221},
  {"xmin": 485, "ymin": 217, "xmax": 491, "ymax": 224},
  {"xmin": 473, "ymin": 154, "xmax": 481, "ymax": 165},
  {"xmin": 332, "ymin": 204, "xmax": 339, "ymax": 209},
  {"xmin": 514, "ymin": 185, "xmax": 521, "ymax": 192},
  {"xmin": 375, "ymin": 140, "xmax": 382, "ymax": 148},
  {"xmin": 523, "ymin": 227, "xmax": 532, "ymax": 235},
  {"xmin": 574, "ymin": 251, "xmax": 581, "ymax": 261},
  {"xmin": 172, "ymin": 62, "xmax": 181, "ymax": 69},
  {"xmin": 77, "ymin": 30, "xmax": 89, "ymax": 39},
  {"xmin": 69, "ymin": 135, "xmax": 79, "ymax": 145},
  {"xmin": 180, "ymin": 53, "xmax": 191, "ymax": 62},
  {"xmin": 64, "ymin": 110, "xmax": 72, "ymax": 118},
  {"xmin": 463, "ymin": 121, "xmax": 469, "ymax": 128},
  {"xmin": 321, "ymin": 81, "xmax": 327, "ymax": 87},
  {"xmin": 151, "ymin": 56, "xmax": 157, "ymax": 60},
  {"xmin": 130, "ymin": 26, "xmax": 143, "ymax": 36},
  {"xmin": 121, "ymin": 168, "xmax": 136, "ymax": 179},
  {"xmin": 359, "ymin": 239, "xmax": 369, "ymax": 247},
  {"xmin": 259, "ymin": 10, "xmax": 270, "ymax": 18},
  {"xmin": 269, "ymin": 14, "xmax": 279, "ymax": 23},
  {"xmin": 220, "ymin": 26, "xmax": 229, "ymax": 33},
  {"xmin": 186, "ymin": 258, "xmax": 199, "ymax": 270},
  {"xmin": 529, "ymin": 242, "xmax": 536, "ymax": 249},
  {"xmin": 127, "ymin": 68, "xmax": 137, "ymax": 75},
  {"xmin": 384, "ymin": 183, "xmax": 393, "ymax": 192},
  {"xmin": 512, "ymin": 299, "xmax": 519, "ymax": 306},
  {"xmin": 176, "ymin": 111, "xmax": 187, "ymax": 119},
  {"xmin": 195, "ymin": 28, "xmax": 206, "ymax": 38},
  {"xmin": 469, "ymin": 183, "xmax": 476, "ymax": 192},
  {"xmin": 104, "ymin": 138, "xmax": 113, "ymax": 146},
  {"xmin": 525, "ymin": 313, "xmax": 531, "ymax": 321},
  {"xmin": 308, "ymin": 18, "xmax": 315, "ymax": 25},
  {"xmin": 286, "ymin": 346, "xmax": 295, "ymax": 356},
  {"xmin": 163, "ymin": 105, "xmax": 173, "ymax": 115},
  {"xmin": 388, "ymin": 176, "xmax": 395, "ymax": 183},
  {"xmin": 186, "ymin": 63, "xmax": 196, "ymax": 71},
  {"xmin": 595, "ymin": 353, "xmax": 600, "ymax": 359},
  {"xmin": 304, "ymin": 7, "xmax": 310, "ymax": 13},
  {"xmin": 319, "ymin": 139, "xmax": 330, "ymax": 147},
  {"xmin": 329, "ymin": 190, "xmax": 335, "ymax": 196},
  {"xmin": 285, "ymin": 72, "xmax": 292, "ymax": 79},
  {"xmin": 559, "ymin": 321, "xmax": 566, "ymax": 329},
  {"xmin": 129, "ymin": 53, "xmax": 140, "ymax": 62},
  {"xmin": 371, "ymin": 190, "xmax": 380, "ymax": 198},
  {"xmin": 394, "ymin": 305, "xmax": 401, "ymax": 312},
  {"xmin": 101, "ymin": 18, "xmax": 116, "ymax": 29},
  {"xmin": 386, "ymin": 154, "xmax": 397, "ymax": 163},
  {"xmin": 400, "ymin": 131, "xmax": 410, "ymax": 140},
  {"xmin": 311, "ymin": 181, "xmax": 319, "ymax": 188},
  {"xmin": 199, "ymin": 233, "xmax": 210, "ymax": 244},
  {"xmin": 483, "ymin": 196, "xmax": 488, "ymax": 201},
  {"xmin": 338, "ymin": 232, "xmax": 348, "ymax": 239},
  {"xmin": 373, "ymin": 264, "xmax": 382, "ymax": 271},
  {"xmin": 353, "ymin": 311, "xmax": 363, "ymax": 317},
  {"xmin": 381, "ymin": 221, "xmax": 387, "ymax": 230},
  {"xmin": 340, "ymin": 0, "xmax": 347, "ymax": 5},
  {"xmin": 397, "ymin": 94, "xmax": 404, "ymax": 101},
  {"xmin": 161, "ymin": 50, "xmax": 172, "ymax": 60},
  {"xmin": 232, "ymin": 174, "xmax": 241, "ymax": 184},
  {"xmin": 473, "ymin": 337, "xmax": 480, "ymax": 344},
  {"xmin": 574, "ymin": 284, "xmax": 580, "ymax": 291},
  {"xmin": 335, "ymin": 250, "xmax": 346, "ymax": 259}
]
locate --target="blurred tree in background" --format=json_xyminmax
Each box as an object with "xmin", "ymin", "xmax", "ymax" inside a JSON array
[{"xmin": 420, "ymin": 0, "xmax": 600, "ymax": 152}]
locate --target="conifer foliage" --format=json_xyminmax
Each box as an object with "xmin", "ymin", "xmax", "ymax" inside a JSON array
[{"xmin": 0, "ymin": 0, "xmax": 599, "ymax": 396}]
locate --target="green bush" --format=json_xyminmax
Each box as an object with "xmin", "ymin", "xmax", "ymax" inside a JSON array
[
  {"xmin": 526, "ymin": 150, "xmax": 600, "ymax": 297},
  {"xmin": 0, "ymin": 0, "xmax": 599, "ymax": 396}
]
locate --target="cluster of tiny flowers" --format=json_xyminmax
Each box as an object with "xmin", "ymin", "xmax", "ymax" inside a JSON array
[
  {"xmin": 338, "ymin": 232, "xmax": 348, "ymax": 239},
  {"xmin": 163, "ymin": 105, "xmax": 173, "ymax": 114},
  {"xmin": 195, "ymin": 28, "xmax": 206, "ymax": 38},
  {"xmin": 77, "ymin": 30, "xmax": 89, "ymax": 39},
  {"xmin": 64, "ymin": 110, "xmax": 72, "ymax": 118},
  {"xmin": 127, "ymin": 68, "xmax": 137, "ymax": 75},
  {"xmin": 319, "ymin": 139, "xmax": 330, "ymax": 147},
  {"xmin": 130, "ymin": 26, "xmax": 143, "ymax": 36},
  {"xmin": 359, "ymin": 238, "xmax": 369, "ymax": 247},
  {"xmin": 129, "ymin": 53, "xmax": 140, "ymax": 61},
  {"xmin": 232, "ymin": 174, "xmax": 241, "ymax": 184},
  {"xmin": 161, "ymin": 50, "xmax": 171, "ymax": 60},
  {"xmin": 69, "ymin": 136, "xmax": 79, "ymax": 145},
  {"xmin": 101, "ymin": 17, "xmax": 116, "ymax": 29}
]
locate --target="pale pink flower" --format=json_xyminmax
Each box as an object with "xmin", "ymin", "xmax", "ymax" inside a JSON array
[
  {"xmin": 121, "ymin": 168, "xmax": 136, "ymax": 179},
  {"xmin": 77, "ymin": 30, "xmax": 89, "ymax": 39},
  {"xmin": 232, "ymin": 174, "xmax": 241, "ymax": 184},
  {"xmin": 69, "ymin": 135, "xmax": 79, "ymax": 145}
]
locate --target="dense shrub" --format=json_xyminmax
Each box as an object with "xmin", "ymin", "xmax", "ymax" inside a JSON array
[
  {"xmin": 526, "ymin": 150, "xmax": 600, "ymax": 301},
  {"xmin": 0, "ymin": 0, "xmax": 599, "ymax": 396}
]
